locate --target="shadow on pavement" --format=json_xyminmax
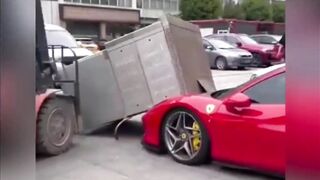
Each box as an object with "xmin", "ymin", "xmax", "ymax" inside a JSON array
[
  {"xmin": 211, "ymin": 163, "xmax": 284, "ymax": 180},
  {"xmin": 91, "ymin": 120, "xmax": 144, "ymax": 138}
]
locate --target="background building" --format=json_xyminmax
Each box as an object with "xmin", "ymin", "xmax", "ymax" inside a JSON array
[{"xmin": 42, "ymin": 0, "xmax": 180, "ymax": 41}]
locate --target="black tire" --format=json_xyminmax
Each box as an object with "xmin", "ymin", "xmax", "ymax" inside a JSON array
[
  {"xmin": 237, "ymin": 66, "xmax": 246, "ymax": 70},
  {"xmin": 162, "ymin": 108, "xmax": 210, "ymax": 165},
  {"xmin": 36, "ymin": 97, "xmax": 75, "ymax": 156},
  {"xmin": 252, "ymin": 53, "xmax": 263, "ymax": 67},
  {"xmin": 215, "ymin": 57, "xmax": 228, "ymax": 70}
]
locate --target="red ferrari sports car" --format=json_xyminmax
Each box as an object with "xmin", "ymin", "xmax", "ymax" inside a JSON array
[{"xmin": 142, "ymin": 67, "xmax": 285, "ymax": 176}]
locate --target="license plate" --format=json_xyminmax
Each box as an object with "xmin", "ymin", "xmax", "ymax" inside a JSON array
[{"xmin": 242, "ymin": 59, "xmax": 252, "ymax": 63}]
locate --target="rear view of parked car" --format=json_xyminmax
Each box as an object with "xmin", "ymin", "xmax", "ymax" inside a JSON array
[
  {"xmin": 203, "ymin": 38, "xmax": 253, "ymax": 70},
  {"xmin": 207, "ymin": 33, "xmax": 281, "ymax": 67}
]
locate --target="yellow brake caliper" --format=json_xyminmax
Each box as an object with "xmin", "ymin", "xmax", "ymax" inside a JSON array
[{"xmin": 192, "ymin": 122, "xmax": 201, "ymax": 152}]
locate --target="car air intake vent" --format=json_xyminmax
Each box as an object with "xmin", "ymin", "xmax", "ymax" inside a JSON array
[{"xmin": 241, "ymin": 55, "xmax": 252, "ymax": 58}]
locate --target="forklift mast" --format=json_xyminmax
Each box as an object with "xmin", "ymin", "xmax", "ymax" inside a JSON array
[{"xmin": 35, "ymin": 0, "xmax": 56, "ymax": 94}]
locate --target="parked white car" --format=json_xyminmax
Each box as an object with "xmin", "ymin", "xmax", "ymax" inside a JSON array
[{"xmin": 45, "ymin": 24, "xmax": 93, "ymax": 64}]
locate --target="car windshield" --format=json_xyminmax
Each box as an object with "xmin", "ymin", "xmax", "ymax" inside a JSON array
[
  {"xmin": 272, "ymin": 35, "xmax": 282, "ymax": 42},
  {"xmin": 208, "ymin": 39, "xmax": 235, "ymax": 49},
  {"xmin": 46, "ymin": 30, "xmax": 78, "ymax": 48},
  {"xmin": 239, "ymin": 34, "xmax": 258, "ymax": 45}
]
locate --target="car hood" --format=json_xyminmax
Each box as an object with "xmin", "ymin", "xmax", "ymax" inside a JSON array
[
  {"xmin": 151, "ymin": 93, "xmax": 223, "ymax": 113},
  {"xmin": 48, "ymin": 47, "xmax": 94, "ymax": 59},
  {"xmin": 218, "ymin": 48, "xmax": 252, "ymax": 57},
  {"xmin": 241, "ymin": 44, "xmax": 274, "ymax": 52},
  {"xmin": 251, "ymin": 63, "xmax": 286, "ymax": 78}
]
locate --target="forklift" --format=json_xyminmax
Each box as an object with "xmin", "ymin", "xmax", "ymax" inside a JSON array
[{"xmin": 35, "ymin": 0, "xmax": 80, "ymax": 155}]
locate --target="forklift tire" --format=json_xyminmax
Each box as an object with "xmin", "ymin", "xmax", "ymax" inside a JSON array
[{"xmin": 36, "ymin": 97, "xmax": 75, "ymax": 156}]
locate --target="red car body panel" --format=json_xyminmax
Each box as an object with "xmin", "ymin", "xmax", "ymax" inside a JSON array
[
  {"xmin": 35, "ymin": 89, "xmax": 61, "ymax": 115},
  {"xmin": 142, "ymin": 68, "xmax": 286, "ymax": 175}
]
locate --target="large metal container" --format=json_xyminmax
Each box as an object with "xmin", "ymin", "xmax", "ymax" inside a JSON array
[{"xmin": 61, "ymin": 15, "xmax": 215, "ymax": 133}]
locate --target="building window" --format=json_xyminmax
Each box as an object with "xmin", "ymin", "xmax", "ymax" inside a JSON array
[
  {"xmin": 137, "ymin": 0, "xmax": 142, "ymax": 8},
  {"xmin": 101, "ymin": 0, "xmax": 108, "ymax": 5},
  {"xmin": 91, "ymin": 0, "xmax": 100, "ymax": 4},
  {"xmin": 150, "ymin": 0, "xmax": 163, "ymax": 9},
  {"xmin": 164, "ymin": 0, "xmax": 170, "ymax": 9},
  {"xmin": 140, "ymin": 0, "xmax": 179, "ymax": 11},
  {"xmin": 109, "ymin": 0, "xmax": 117, "ymax": 5},
  {"xmin": 170, "ymin": 0, "xmax": 178, "ymax": 11},
  {"xmin": 143, "ymin": 0, "xmax": 150, "ymax": 8},
  {"xmin": 82, "ymin": 0, "xmax": 90, "ymax": 4},
  {"xmin": 118, "ymin": 0, "xmax": 131, "ymax": 7}
]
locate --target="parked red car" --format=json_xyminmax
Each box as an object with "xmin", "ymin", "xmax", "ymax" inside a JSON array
[
  {"xmin": 142, "ymin": 67, "xmax": 285, "ymax": 176},
  {"xmin": 206, "ymin": 33, "xmax": 282, "ymax": 66}
]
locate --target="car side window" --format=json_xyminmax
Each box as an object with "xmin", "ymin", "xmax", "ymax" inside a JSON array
[
  {"xmin": 226, "ymin": 36, "xmax": 240, "ymax": 46},
  {"xmin": 251, "ymin": 36, "xmax": 261, "ymax": 43},
  {"xmin": 243, "ymin": 73, "xmax": 285, "ymax": 104},
  {"xmin": 260, "ymin": 36, "xmax": 274, "ymax": 44},
  {"xmin": 213, "ymin": 36, "xmax": 225, "ymax": 41}
]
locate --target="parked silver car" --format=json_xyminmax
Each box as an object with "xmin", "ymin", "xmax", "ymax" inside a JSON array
[{"xmin": 203, "ymin": 38, "xmax": 253, "ymax": 70}]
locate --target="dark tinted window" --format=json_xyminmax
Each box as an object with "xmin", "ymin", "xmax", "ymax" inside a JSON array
[
  {"xmin": 251, "ymin": 36, "xmax": 261, "ymax": 42},
  {"xmin": 256, "ymin": 36, "xmax": 277, "ymax": 44},
  {"xmin": 244, "ymin": 73, "xmax": 285, "ymax": 104}
]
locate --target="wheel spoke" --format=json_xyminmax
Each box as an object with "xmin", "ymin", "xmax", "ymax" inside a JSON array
[
  {"xmin": 188, "ymin": 137, "xmax": 194, "ymax": 155},
  {"xmin": 175, "ymin": 112, "xmax": 184, "ymax": 130},
  {"xmin": 171, "ymin": 143, "xmax": 184, "ymax": 154},
  {"xmin": 167, "ymin": 124, "xmax": 176, "ymax": 131},
  {"xmin": 184, "ymin": 126, "xmax": 200, "ymax": 132},
  {"xmin": 184, "ymin": 141, "xmax": 192, "ymax": 158},
  {"xmin": 166, "ymin": 126, "xmax": 178, "ymax": 140}
]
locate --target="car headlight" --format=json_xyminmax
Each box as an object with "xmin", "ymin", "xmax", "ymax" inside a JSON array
[{"xmin": 262, "ymin": 48, "xmax": 270, "ymax": 52}]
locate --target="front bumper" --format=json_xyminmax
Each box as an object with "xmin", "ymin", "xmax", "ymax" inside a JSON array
[
  {"xmin": 141, "ymin": 139, "xmax": 164, "ymax": 154},
  {"xmin": 227, "ymin": 57, "xmax": 253, "ymax": 67}
]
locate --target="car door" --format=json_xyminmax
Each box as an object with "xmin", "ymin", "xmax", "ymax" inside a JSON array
[
  {"xmin": 203, "ymin": 40, "xmax": 218, "ymax": 67},
  {"xmin": 212, "ymin": 72, "xmax": 285, "ymax": 173}
]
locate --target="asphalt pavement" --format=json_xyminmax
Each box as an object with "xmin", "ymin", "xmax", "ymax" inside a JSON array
[{"xmin": 36, "ymin": 68, "xmax": 282, "ymax": 180}]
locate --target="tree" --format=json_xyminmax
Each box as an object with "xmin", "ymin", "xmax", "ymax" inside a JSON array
[
  {"xmin": 180, "ymin": 0, "xmax": 222, "ymax": 20},
  {"xmin": 241, "ymin": 0, "xmax": 272, "ymax": 21},
  {"xmin": 223, "ymin": 1, "xmax": 245, "ymax": 19},
  {"xmin": 272, "ymin": 2, "xmax": 285, "ymax": 22}
]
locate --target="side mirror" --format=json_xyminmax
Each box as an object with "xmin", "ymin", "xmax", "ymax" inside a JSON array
[
  {"xmin": 224, "ymin": 93, "xmax": 251, "ymax": 108},
  {"xmin": 205, "ymin": 45, "xmax": 214, "ymax": 51},
  {"xmin": 236, "ymin": 42, "xmax": 242, "ymax": 47}
]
